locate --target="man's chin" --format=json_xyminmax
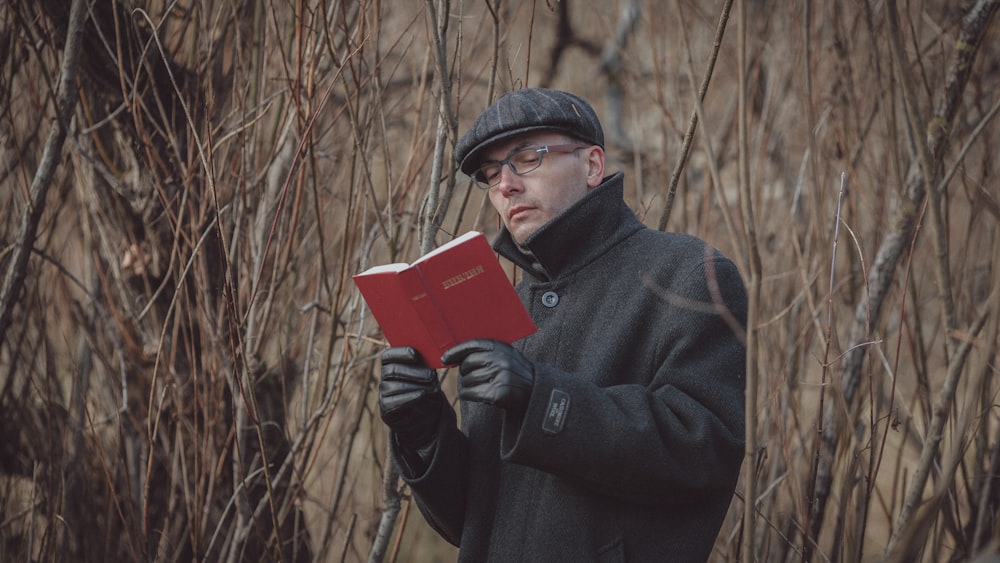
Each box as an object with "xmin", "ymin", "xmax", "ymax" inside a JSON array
[{"xmin": 509, "ymin": 225, "xmax": 540, "ymax": 245}]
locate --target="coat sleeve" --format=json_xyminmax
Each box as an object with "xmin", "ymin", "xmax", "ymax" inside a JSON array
[
  {"xmin": 391, "ymin": 401, "xmax": 469, "ymax": 545},
  {"xmin": 499, "ymin": 255, "xmax": 747, "ymax": 506}
]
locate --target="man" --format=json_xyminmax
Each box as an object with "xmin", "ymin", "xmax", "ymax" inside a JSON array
[{"xmin": 378, "ymin": 88, "xmax": 747, "ymax": 561}]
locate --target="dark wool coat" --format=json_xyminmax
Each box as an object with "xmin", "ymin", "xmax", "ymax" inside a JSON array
[{"xmin": 394, "ymin": 172, "xmax": 748, "ymax": 562}]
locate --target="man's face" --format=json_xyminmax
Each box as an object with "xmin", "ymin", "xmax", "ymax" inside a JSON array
[{"xmin": 482, "ymin": 132, "xmax": 605, "ymax": 245}]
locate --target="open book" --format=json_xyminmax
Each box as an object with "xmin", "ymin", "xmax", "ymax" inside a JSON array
[{"xmin": 353, "ymin": 231, "xmax": 536, "ymax": 368}]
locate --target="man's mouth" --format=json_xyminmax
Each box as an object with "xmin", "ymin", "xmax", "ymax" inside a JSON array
[{"xmin": 508, "ymin": 205, "xmax": 532, "ymax": 221}]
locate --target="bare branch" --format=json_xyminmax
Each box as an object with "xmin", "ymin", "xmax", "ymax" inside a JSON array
[
  {"xmin": 0, "ymin": 0, "xmax": 86, "ymax": 347},
  {"xmin": 809, "ymin": 0, "xmax": 1000, "ymax": 543}
]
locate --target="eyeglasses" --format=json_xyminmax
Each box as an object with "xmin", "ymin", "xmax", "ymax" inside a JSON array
[{"xmin": 471, "ymin": 144, "xmax": 589, "ymax": 189}]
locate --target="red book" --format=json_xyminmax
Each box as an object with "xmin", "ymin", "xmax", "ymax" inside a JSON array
[{"xmin": 353, "ymin": 231, "xmax": 536, "ymax": 368}]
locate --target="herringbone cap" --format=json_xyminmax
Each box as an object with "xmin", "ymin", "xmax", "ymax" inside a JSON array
[{"xmin": 455, "ymin": 88, "xmax": 604, "ymax": 175}]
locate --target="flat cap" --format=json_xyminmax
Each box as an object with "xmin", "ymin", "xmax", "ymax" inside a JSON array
[{"xmin": 455, "ymin": 88, "xmax": 604, "ymax": 175}]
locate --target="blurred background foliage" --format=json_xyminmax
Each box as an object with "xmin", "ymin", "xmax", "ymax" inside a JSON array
[{"xmin": 1, "ymin": 0, "xmax": 999, "ymax": 561}]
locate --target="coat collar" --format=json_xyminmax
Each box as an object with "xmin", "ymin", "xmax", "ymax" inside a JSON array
[{"xmin": 492, "ymin": 172, "xmax": 643, "ymax": 281}]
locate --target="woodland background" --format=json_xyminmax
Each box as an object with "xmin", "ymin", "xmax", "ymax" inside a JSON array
[{"xmin": 2, "ymin": 0, "xmax": 1000, "ymax": 561}]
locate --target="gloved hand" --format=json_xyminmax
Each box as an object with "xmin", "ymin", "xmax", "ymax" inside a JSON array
[
  {"xmin": 378, "ymin": 346, "xmax": 444, "ymax": 451},
  {"xmin": 441, "ymin": 339, "xmax": 535, "ymax": 413}
]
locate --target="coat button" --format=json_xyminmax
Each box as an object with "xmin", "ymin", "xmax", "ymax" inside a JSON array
[{"xmin": 541, "ymin": 291, "xmax": 559, "ymax": 308}]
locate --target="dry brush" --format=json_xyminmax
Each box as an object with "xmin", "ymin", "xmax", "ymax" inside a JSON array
[{"xmin": 1, "ymin": 1, "xmax": 998, "ymax": 562}]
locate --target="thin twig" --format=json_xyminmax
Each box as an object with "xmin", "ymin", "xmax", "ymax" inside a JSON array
[
  {"xmin": 0, "ymin": 0, "xmax": 86, "ymax": 347},
  {"xmin": 657, "ymin": 0, "xmax": 734, "ymax": 232}
]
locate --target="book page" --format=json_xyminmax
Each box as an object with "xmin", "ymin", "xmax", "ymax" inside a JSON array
[
  {"xmin": 355, "ymin": 262, "xmax": 409, "ymax": 276},
  {"xmin": 413, "ymin": 231, "xmax": 482, "ymax": 264}
]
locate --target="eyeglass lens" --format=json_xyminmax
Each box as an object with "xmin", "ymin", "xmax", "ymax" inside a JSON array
[{"xmin": 474, "ymin": 147, "xmax": 544, "ymax": 188}]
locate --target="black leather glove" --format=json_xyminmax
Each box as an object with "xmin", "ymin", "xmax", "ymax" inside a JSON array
[
  {"xmin": 378, "ymin": 346, "xmax": 444, "ymax": 451},
  {"xmin": 441, "ymin": 339, "xmax": 535, "ymax": 413}
]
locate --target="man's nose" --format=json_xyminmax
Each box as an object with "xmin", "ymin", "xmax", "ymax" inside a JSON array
[{"xmin": 495, "ymin": 165, "xmax": 522, "ymax": 196}]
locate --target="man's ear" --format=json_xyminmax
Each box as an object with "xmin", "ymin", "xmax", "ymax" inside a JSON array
[{"xmin": 585, "ymin": 146, "xmax": 605, "ymax": 188}]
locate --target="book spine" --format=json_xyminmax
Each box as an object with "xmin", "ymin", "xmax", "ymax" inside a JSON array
[{"xmin": 397, "ymin": 267, "xmax": 456, "ymax": 362}]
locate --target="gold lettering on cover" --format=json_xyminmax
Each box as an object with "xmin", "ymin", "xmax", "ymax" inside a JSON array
[{"xmin": 441, "ymin": 265, "xmax": 485, "ymax": 289}]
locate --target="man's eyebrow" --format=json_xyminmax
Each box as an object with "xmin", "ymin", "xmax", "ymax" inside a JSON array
[
  {"xmin": 481, "ymin": 141, "xmax": 543, "ymax": 164},
  {"xmin": 502, "ymin": 142, "xmax": 539, "ymax": 156}
]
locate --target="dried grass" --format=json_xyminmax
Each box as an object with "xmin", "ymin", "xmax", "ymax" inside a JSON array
[{"xmin": 1, "ymin": 1, "xmax": 999, "ymax": 561}]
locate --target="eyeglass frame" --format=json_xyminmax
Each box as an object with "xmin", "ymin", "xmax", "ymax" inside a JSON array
[{"xmin": 470, "ymin": 143, "xmax": 591, "ymax": 189}]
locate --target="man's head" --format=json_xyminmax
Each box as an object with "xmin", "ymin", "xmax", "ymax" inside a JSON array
[
  {"xmin": 455, "ymin": 89, "xmax": 607, "ymax": 244},
  {"xmin": 455, "ymin": 88, "xmax": 604, "ymax": 176}
]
